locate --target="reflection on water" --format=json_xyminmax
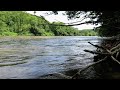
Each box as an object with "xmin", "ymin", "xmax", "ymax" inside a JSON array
[{"xmin": 0, "ymin": 36, "xmax": 101, "ymax": 79}]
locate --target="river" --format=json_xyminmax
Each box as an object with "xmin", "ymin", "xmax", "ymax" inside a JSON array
[{"xmin": 0, "ymin": 36, "xmax": 102, "ymax": 79}]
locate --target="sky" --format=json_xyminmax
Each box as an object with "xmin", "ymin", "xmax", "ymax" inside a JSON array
[{"xmin": 26, "ymin": 11, "xmax": 99, "ymax": 30}]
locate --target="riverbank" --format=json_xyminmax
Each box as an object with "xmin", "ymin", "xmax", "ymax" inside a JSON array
[
  {"xmin": 37, "ymin": 68, "xmax": 120, "ymax": 79},
  {"xmin": 38, "ymin": 73, "xmax": 71, "ymax": 79},
  {"xmin": 38, "ymin": 69, "xmax": 79, "ymax": 79}
]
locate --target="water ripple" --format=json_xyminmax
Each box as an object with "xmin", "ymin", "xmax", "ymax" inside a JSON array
[{"xmin": 0, "ymin": 36, "xmax": 101, "ymax": 79}]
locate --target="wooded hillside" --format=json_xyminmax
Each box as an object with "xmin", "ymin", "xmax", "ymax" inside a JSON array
[{"xmin": 0, "ymin": 11, "xmax": 97, "ymax": 36}]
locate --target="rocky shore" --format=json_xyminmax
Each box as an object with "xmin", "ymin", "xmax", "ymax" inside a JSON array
[{"xmin": 38, "ymin": 73, "xmax": 72, "ymax": 79}]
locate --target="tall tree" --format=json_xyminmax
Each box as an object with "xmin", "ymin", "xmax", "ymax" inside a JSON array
[{"xmin": 52, "ymin": 11, "xmax": 120, "ymax": 36}]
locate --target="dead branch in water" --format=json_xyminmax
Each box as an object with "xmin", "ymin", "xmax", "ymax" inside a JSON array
[
  {"xmin": 72, "ymin": 56, "xmax": 108, "ymax": 79},
  {"xmin": 72, "ymin": 41, "xmax": 120, "ymax": 79},
  {"xmin": 88, "ymin": 42, "xmax": 105, "ymax": 50},
  {"xmin": 84, "ymin": 49, "xmax": 109, "ymax": 55}
]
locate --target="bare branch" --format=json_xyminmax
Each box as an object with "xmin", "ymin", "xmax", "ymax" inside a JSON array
[
  {"xmin": 38, "ymin": 21, "xmax": 93, "ymax": 27},
  {"xmin": 84, "ymin": 49, "xmax": 109, "ymax": 55},
  {"xmin": 111, "ymin": 43, "xmax": 120, "ymax": 52},
  {"xmin": 72, "ymin": 56, "xmax": 108, "ymax": 79},
  {"xmin": 72, "ymin": 41, "xmax": 120, "ymax": 79},
  {"xmin": 88, "ymin": 42, "xmax": 105, "ymax": 50}
]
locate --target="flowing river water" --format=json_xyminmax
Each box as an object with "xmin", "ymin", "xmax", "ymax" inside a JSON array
[{"xmin": 0, "ymin": 36, "xmax": 102, "ymax": 79}]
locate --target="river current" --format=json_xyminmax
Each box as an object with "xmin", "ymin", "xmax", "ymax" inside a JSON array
[{"xmin": 0, "ymin": 36, "xmax": 102, "ymax": 79}]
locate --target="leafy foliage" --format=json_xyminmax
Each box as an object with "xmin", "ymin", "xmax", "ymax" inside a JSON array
[
  {"xmin": 0, "ymin": 11, "xmax": 97, "ymax": 36},
  {"xmin": 52, "ymin": 11, "xmax": 120, "ymax": 36}
]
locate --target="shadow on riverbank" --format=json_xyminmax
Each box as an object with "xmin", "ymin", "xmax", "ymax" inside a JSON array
[{"xmin": 38, "ymin": 69, "xmax": 79, "ymax": 79}]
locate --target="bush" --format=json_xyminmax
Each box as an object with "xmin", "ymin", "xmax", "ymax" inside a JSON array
[
  {"xmin": 1, "ymin": 31, "xmax": 18, "ymax": 36},
  {"xmin": 42, "ymin": 32, "xmax": 55, "ymax": 36}
]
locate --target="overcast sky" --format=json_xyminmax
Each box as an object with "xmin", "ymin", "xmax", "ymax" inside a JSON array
[{"xmin": 26, "ymin": 11, "xmax": 98, "ymax": 30}]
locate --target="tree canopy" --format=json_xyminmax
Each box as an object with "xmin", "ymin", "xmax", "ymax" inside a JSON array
[
  {"xmin": 52, "ymin": 11, "xmax": 120, "ymax": 37},
  {"xmin": 0, "ymin": 11, "xmax": 97, "ymax": 36}
]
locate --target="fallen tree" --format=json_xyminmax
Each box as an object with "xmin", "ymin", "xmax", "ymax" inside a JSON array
[{"xmin": 72, "ymin": 36, "xmax": 120, "ymax": 79}]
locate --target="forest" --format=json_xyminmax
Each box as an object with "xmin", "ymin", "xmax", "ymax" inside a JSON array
[
  {"xmin": 1, "ymin": 11, "xmax": 120, "ymax": 79},
  {"xmin": 0, "ymin": 11, "xmax": 97, "ymax": 36}
]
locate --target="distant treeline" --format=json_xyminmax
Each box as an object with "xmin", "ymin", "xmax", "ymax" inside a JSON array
[
  {"xmin": 0, "ymin": 11, "xmax": 98, "ymax": 36},
  {"xmin": 79, "ymin": 29, "xmax": 98, "ymax": 36}
]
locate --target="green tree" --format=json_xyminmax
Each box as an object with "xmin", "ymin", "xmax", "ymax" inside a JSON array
[
  {"xmin": 0, "ymin": 11, "xmax": 97, "ymax": 36},
  {"xmin": 0, "ymin": 11, "xmax": 52, "ymax": 36},
  {"xmin": 52, "ymin": 11, "xmax": 120, "ymax": 37}
]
